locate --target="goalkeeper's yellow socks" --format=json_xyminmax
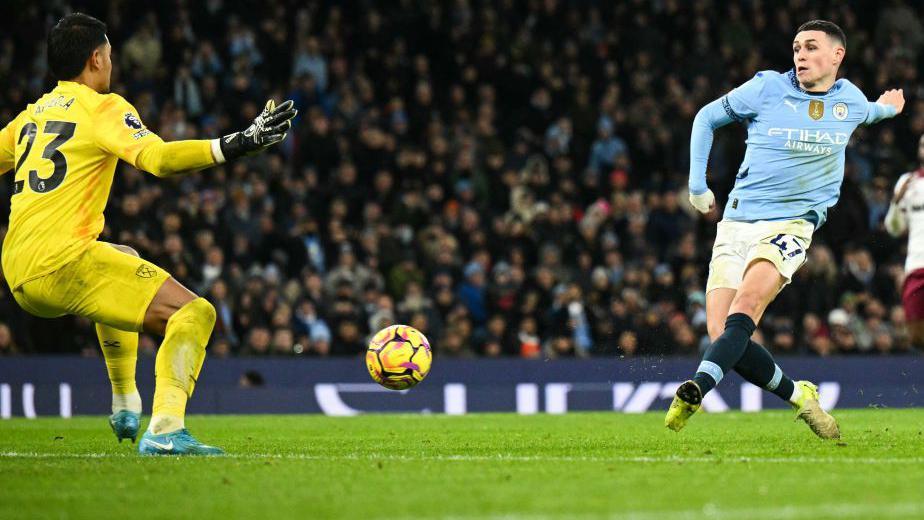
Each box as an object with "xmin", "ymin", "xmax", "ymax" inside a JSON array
[
  {"xmin": 96, "ymin": 324, "xmax": 142, "ymax": 414},
  {"xmin": 149, "ymin": 298, "xmax": 216, "ymax": 435}
]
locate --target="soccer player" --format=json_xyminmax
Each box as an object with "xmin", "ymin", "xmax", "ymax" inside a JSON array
[
  {"xmin": 665, "ymin": 20, "xmax": 903, "ymax": 438},
  {"xmin": 0, "ymin": 14, "xmax": 296, "ymax": 454},
  {"xmin": 885, "ymin": 134, "xmax": 924, "ymax": 349}
]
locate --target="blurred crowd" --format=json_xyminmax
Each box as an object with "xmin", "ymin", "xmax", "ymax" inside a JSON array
[{"xmin": 1, "ymin": 0, "xmax": 923, "ymax": 359}]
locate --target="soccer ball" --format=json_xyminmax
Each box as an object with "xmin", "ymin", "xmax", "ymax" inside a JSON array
[{"xmin": 366, "ymin": 325, "xmax": 432, "ymax": 390}]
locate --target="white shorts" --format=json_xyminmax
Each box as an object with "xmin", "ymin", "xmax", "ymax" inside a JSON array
[{"xmin": 706, "ymin": 219, "xmax": 814, "ymax": 293}]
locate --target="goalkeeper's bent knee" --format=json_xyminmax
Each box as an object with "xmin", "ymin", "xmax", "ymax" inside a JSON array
[{"xmin": 167, "ymin": 297, "xmax": 216, "ymax": 346}]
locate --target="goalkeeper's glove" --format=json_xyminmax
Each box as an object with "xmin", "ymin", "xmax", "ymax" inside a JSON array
[
  {"xmin": 212, "ymin": 100, "xmax": 297, "ymax": 163},
  {"xmin": 689, "ymin": 189, "xmax": 715, "ymax": 214}
]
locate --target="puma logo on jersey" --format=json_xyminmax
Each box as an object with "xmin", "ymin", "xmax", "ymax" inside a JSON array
[{"xmin": 783, "ymin": 100, "xmax": 799, "ymax": 112}]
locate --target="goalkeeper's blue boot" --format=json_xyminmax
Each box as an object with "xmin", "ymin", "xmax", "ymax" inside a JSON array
[
  {"xmin": 138, "ymin": 428, "xmax": 224, "ymax": 456},
  {"xmin": 109, "ymin": 410, "xmax": 140, "ymax": 444}
]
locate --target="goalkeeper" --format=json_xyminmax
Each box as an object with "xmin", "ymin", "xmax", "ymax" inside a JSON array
[{"xmin": 0, "ymin": 13, "xmax": 296, "ymax": 455}]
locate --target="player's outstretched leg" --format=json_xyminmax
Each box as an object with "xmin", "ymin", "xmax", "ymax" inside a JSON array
[
  {"xmin": 734, "ymin": 340, "xmax": 839, "ymax": 439},
  {"xmin": 735, "ymin": 339, "xmax": 797, "ymax": 401},
  {"xmin": 138, "ymin": 284, "xmax": 221, "ymax": 456},
  {"xmin": 97, "ymin": 324, "xmax": 141, "ymax": 443}
]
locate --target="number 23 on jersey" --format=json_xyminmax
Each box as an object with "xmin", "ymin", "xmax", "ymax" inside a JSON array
[{"xmin": 13, "ymin": 120, "xmax": 76, "ymax": 194}]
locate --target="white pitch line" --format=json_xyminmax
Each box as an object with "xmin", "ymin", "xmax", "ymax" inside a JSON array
[
  {"xmin": 435, "ymin": 501, "xmax": 924, "ymax": 520},
  {"xmin": 1, "ymin": 451, "xmax": 924, "ymax": 465}
]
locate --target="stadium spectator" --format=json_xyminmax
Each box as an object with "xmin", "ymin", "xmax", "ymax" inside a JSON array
[
  {"xmin": 0, "ymin": 322, "xmax": 18, "ymax": 355},
  {"xmin": 1, "ymin": 1, "xmax": 922, "ymax": 359}
]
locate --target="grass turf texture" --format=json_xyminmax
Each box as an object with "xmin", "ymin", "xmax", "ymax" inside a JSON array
[{"xmin": 1, "ymin": 410, "xmax": 923, "ymax": 519}]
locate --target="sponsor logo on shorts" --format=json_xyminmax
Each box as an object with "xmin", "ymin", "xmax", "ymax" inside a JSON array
[{"xmin": 136, "ymin": 264, "xmax": 157, "ymax": 278}]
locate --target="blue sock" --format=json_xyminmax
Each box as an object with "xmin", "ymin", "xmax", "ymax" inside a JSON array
[
  {"xmin": 692, "ymin": 313, "xmax": 756, "ymax": 395},
  {"xmin": 735, "ymin": 339, "xmax": 796, "ymax": 403}
]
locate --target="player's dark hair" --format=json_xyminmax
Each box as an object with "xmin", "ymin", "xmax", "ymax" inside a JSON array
[
  {"xmin": 47, "ymin": 13, "xmax": 108, "ymax": 80},
  {"xmin": 797, "ymin": 20, "xmax": 846, "ymax": 48}
]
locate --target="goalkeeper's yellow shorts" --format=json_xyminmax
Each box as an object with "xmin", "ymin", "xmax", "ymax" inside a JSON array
[
  {"xmin": 11, "ymin": 241, "xmax": 171, "ymax": 331},
  {"xmin": 706, "ymin": 218, "xmax": 814, "ymax": 294}
]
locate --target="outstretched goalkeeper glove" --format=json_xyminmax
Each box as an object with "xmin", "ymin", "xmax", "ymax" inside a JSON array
[{"xmin": 212, "ymin": 100, "xmax": 297, "ymax": 162}]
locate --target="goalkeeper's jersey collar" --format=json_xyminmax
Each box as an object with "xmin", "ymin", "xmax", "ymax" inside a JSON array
[{"xmin": 55, "ymin": 80, "xmax": 101, "ymax": 95}]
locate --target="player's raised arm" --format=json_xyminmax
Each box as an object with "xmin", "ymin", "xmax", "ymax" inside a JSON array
[
  {"xmin": 95, "ymin": 97, "xmax": 296, "ymax": 177},
  {"xmin": 139, "ymin": 98, "xmax": 296, "ymax": 175},
  {"xmin": 865, "ymin": 88, "xmax": 904, "ymax": 125},
  {"xmin": 689, "ymin": 73, "xmax": 765, "ymax": 213}
]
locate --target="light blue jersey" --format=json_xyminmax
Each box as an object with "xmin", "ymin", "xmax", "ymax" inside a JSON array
[{"xmin": 689, "ymin": 69, "xmax": 897, "ymax": 227}]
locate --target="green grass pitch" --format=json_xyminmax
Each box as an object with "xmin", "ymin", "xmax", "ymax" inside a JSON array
[{"xmin": 1, "ymin": 410, "xmax": 923, "ymax": 519}]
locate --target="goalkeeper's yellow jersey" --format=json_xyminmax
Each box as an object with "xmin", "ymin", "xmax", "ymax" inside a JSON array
[{"xmin": 0, "ymin": 81, "xmax": 165, "ymax": 290}]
